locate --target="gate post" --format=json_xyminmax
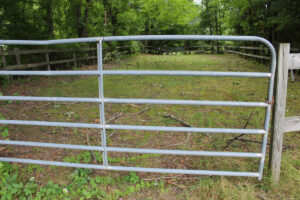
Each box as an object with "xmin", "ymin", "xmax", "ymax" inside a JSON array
[{"xmin": 269, "ymin": 43, "xmax": 290, "ymax": 184}]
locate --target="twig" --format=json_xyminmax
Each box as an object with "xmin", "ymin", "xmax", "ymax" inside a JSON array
[
  {"xmin": 163, "ymin": 114, "xmax": 194, "ymax": 148},
  {"xmin": 127, "ymin": 105, "xmax": 154, "ymax": 116},
  {"xmin": 258, "ymin": 195, "xmax": 267, "ymax": 200},
  {"xmin": 107, "ymin": 113, "xmax": 123, "ymax": 123},
  {"xmin": 235, "ymin": 138, "xmax": 263, "ymax": 144},
  {"xmin": 105, "ymin": 105, "xmax": 155, "ymax": 138},
  {"xmin": 164, "ymin": 114, "xmax": 192, "ymax": 127},
  {"xmin": 164, "ymin": 114, "xmax": 211, "ymax": 137},
  {"xmin": 35, "ymin": 103, "xmax": 52, "ymax": 109},
  {"xmin": 224, "ymin": 113, "xmax": 253, "ymax": 148},
  {"xmin": 107, "ymin": 131, "xmax": 116, "ymax": 138},
  {"xmin": 107, "ymin": 105, "xmax": 154, "ymax": 124},
  {"xmin": 242, "ymin": 113, "xmax": 253, "ymax": 129},
  {"xmin": 164, "ymin": 132, "xmax": 191, "ymax": 148},
  {"xmin": 234, "ymin": 138, "xmax": 296, "ymax": 150}
]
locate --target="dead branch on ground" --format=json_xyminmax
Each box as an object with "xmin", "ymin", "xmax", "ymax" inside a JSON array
[
  {"xmin": 92, "ymin": 105, "xmax": 155, "ymax": 138},
  {"xmin": 224, "ymin": 113, "xmax": 253, "ymax": 148},
  {"xmin": 162, "ymin": 114, "xmax": 194, "ymax": 148}
]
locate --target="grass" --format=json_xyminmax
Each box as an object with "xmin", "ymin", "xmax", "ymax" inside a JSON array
[{"xmin": 0, "ymin": 53, "xmax": 299, "ymax": 199}]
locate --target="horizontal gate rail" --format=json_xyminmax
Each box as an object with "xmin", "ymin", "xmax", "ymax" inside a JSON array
[
  {"xmin": 0, "ymin": 35, "xmax": 275, "ymax": 45},
  {"xmin": 105, "ymin": 98, "xmax": 269, "ymax": 107},
  {"xmin": 0, "ymin": 157, "xmax": 260, "ymax": 177},
  {"xmin": 0, "ymin": 140, "xmax": 262, "ymax": 158},
  {"xmin": 0, "ymin": 35, "xmax": 276, "ymax": 180},
  {"xmin": 0, "ymin": 96, "xmax": 269, "ymax": 107},
  {"xmin": 0, "ymin": 120, "xmax": 265, "ymax": 134},
  {"xmin": 0, "ymin": 70, "xmax": 272, "ymax": 77}
]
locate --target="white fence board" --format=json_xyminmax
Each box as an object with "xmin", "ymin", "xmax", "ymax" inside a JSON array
[
  {"xmin": 289, "ymin": 53, "xmax": 300, "ymax": 69},
  {"xmin": 283, "ymin": 116, "xmax": 300, "ymax": 132}
]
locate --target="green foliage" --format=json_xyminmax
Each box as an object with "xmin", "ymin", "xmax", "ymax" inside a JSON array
[
  {"xmin": 35, "ymin": 181, "xmax": 63, "ymax": 200},
  {"xmin": 0, "ymin": 173, "xmax": 24, "ymax": 200},
  {"xmin": 0, "ymin": 113, "xmax": 9, "ymax": 139},
  {"xmin": 123, "ymin": 172, "xmax": 140, "ymax": 184},
  {"xmin": 23, "ymin": 177, "xmax": 38, "ymax": 199},
  {"xmin": 63, "ymin": 151, "xmax": 161, "ymax": 165},
  {"xmin": 223, "ymin": 0, "xmax": 300, "ymax": 44},
  {"xmin": 0, "ymin": 0, "xmax": 198, "ymax": 39},
  {"xmin": 0, "ymin": 161, "xmax": 159, "ymax": 200},
  {"xmin": 0, "ymin": 0, "xmax": 299, "ymax": 51},
  {"xmin": 0, "ymin": 164, "xmax": 24, "ymax": 200}
]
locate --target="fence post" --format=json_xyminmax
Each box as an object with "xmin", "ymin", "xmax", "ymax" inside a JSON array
[
  {"xmin": 261, "ymin": 48, "xmax": 263, "ymax": 63},
  {"xmin": 0, "ymin": 46, "xmax": 6, "ymax": 68},
  {"xmin": 14, "ymin": 48, "xmax": 21, "ymax": 66},
  {"xmin": 73, "ymin": 51, "xmax": 77, "ymax": 68},
  {"xmin": 290, "ymin": 69, "xmax": 294, "ymax": 81},
  {"xmin": 45, "ymin": 50, "xmax": 51, "ymax": 71},
  {"xmin": 269, "ymin": 43, "xmax": 290, "ymax": 185}
]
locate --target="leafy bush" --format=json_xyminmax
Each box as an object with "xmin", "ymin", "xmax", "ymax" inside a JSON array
[{"xmin": 0, "ymin": 161, "xmax": 158, "ymax": 200}]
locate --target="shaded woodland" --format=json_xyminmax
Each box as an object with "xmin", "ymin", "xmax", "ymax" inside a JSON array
[{"xmin": 0, "ymin": 0, "xmax": 299, "ymax": 45}]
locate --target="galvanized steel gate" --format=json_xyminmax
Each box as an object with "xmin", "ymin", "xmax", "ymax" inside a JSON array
[{"xmin": 0, "ymin": 35, "xmax": 276, "ymax": 180}]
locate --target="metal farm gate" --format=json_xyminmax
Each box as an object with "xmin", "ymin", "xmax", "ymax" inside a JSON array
[{"xmin": 0, "ymin": 35, "xmax": 276, "ymax": 180}]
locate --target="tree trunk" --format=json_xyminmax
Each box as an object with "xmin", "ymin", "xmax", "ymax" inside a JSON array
[
  {"xmin": 45, "ymin": 0, "xmax": 53, "ymax": 38},
  {"xmin": 76, "ymin": 2, "xmax": 82, "ymax": 37},
  {"xmin": 103, "ymin": 0, "xmax": 119, "ymax": 35},
  {"xmin": 214, "ymin": 8, "xmax": 218, "ymax": 35},
  {"xmin": 82, "ymin": 0, "xmax": 91, "ymax": 37}
]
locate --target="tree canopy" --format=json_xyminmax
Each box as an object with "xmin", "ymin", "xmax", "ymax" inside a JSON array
[{"xmin": 0, "ymin": 0, "xmax": 299, "ymax": 46}]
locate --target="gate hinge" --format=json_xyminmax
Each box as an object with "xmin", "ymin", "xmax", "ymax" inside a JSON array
[{"xmin": 267, "ymin": 96, "xmax": 275, "ymax": 108}]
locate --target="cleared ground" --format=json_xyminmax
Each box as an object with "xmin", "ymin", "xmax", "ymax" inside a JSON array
[{"xmin": 0, "ymin": 54, "xmax": 299, "ymax": 199}]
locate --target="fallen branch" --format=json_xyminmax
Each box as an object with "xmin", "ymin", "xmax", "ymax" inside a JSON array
[
  {"xmin": 35, "ymin": 103, "xmax": 52, "ymax": 109},
  {"xmin": 164, "ymin": 114, "xmax": 211, "ymax": 137},
  {"xmin": 224, "ymin": 113, "xmax": 253, "ymax": 148},
  {"xmin": 127, "ymin": 105, "xmax": 154, "ymax": 116},
  {"xmin": 163, "ymin": 114, "xmax": 193, "ymax": 148},
  {"xmin": 164, "ymin": 114, "xmax": 192, "ymax": 127},
  {"xmin": 107, "ymin": 131, "xmax": 116, "ymax": 138},
  {"xmin": 234, "ymin": 138, "xmax": 296, "ymax": 150},
  {"xmin": 235, "ymin": 138, "xmax": 262, "ymax": 144},
  {"xmin": 223, "ymin": 112, "xmax": 296, "ymax": 150},
  {"xmin": 164, "ymin": 132, "xmax": 191, "ymax": 148},
  {"xmin": 105, "ymin": 105, "xmax": 155, "ymax": 138},
  {"xmin": 107, "ymin": 113, "xmax": 123, "ymax": 123},
  {"xmin": 107, "ymin": 105, "xmax": 154, "ymax": 124}
]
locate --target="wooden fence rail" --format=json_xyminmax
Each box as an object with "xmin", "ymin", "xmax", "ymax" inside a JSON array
[
  {"xmin": 0, "ymin": 47, "xmax": 97, "ymax": 70},
  {"xmin": 269, "ymin": 43, "xmax": 300, "ymax": 185},
  {"xmin": 223, "ymin": 46, "xmax": 270, "ymax": 60},
  {"xmin": 1, "ymin": 44, "xmax": 298, "ymax": 76},
  {"xmin": 141, "ymin": 45, "xmax": 272, "ymax": 61},
  {"xmin": 0, "ymin": 45, "xmax": 284, "ymax": 71}
]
